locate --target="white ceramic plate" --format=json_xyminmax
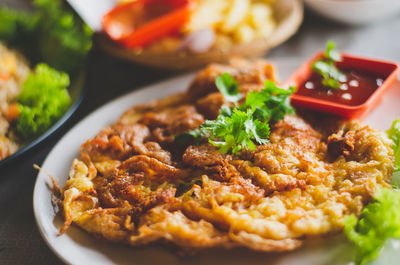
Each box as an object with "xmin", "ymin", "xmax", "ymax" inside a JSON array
[{"xmin": 33, "ymin": 60, "xmax": 400, "ymax": 265}]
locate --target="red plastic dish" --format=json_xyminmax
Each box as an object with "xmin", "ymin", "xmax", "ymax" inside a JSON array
[
  {"xmin": 284, "ymin": 52, "xmax": 400, "ymax": 120},
  {"xmin": 102, "ymin": 0, "xmax": 196, "ymax": 48}
]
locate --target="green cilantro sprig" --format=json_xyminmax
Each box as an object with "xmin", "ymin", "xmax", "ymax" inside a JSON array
[
  {"xmin": 312, "ymin": 41, "xmax": 346, "ymax": 90},
  {"xmin": 241, "ymin": 81, "xmax": 295, "ymax": 124},
  {"xmin": 176, "ymin": 74, "xmax": 295, "ymax": 155},
  {"xmin": 215, "ymin": 73, "xmax": 242, "ymax": 105},
  {"xmin": 324, "ymin": 40, "xmax": 342, "ymax": 62},
  {"xmin": 201, "ymin": 107, "xmax": 270, "ymax": 155}
]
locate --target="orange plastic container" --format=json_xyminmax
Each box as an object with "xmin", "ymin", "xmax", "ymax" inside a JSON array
[
  {"xmin": 284, "ymin": 52, "xmax": 400, "ymax": 120},
  {"xmin": 102, "ymin": 0, "xmax": 195, "ymax": 48}
]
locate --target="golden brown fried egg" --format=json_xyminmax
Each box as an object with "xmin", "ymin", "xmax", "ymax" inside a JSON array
[{"xmin": 55, "ymin": 59, "xmax": 393, "ymax": 253}]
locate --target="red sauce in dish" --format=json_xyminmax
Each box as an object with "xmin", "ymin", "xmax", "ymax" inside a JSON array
[{"xmin": 296, "ymin": 68, "xmax": 386, "ymax": 106}]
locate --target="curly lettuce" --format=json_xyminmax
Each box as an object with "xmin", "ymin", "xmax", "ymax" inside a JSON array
[
  {"xmin": 344, "ymin": 189, "xmax": 400, "ymax": 265},
  {"xmin": 387, "ymin": 119, "xmax": 400, "ymax": 172},
  {"xmin": 16, "ymin": 63, "xmax": 71, "ymax": 140}
]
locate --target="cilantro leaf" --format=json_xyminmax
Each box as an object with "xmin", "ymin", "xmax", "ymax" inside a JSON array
[
  {"xmin": 312, "ymin": 41, "xmax": 346, "ymax": 90},
  {"xmin": 201, "ymin": 108, "xmax": 270, "ymax": 155},
  {"xmin": 219, "ymin": 104, "xmax": 232, "ymax": 117},
  {"xmin": 312, "ymin": 61, "xmax": 346, "ymax": 90},
  {"xmin": 241, "ymin": 81, "xmax": 295, "ymax": 123},
  {"xmin": 325, "ymin": 40, "xmax": 342, "ymax": 62},
  {"xmin": 179, "ymin": 75, "xmax": 294, "ymax": 154},
  {"xmin": 176, "ymin": 74, "xmax": 294, "ymax": 154},
  {"xmin": 174, "ymin": 129, "xmax": 205, "ymax": 144},
  {"xmin": 344, "ymin": 188, "xmax": 400, "ymax": 265},
  {"xmin": 215, "ymin": 73, "xmax": 242, "ymax": 105}
]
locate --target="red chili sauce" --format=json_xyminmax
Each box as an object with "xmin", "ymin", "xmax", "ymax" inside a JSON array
[{"xmin": 296, "ymin": 68, "xmax": 386, "ymax": 106}]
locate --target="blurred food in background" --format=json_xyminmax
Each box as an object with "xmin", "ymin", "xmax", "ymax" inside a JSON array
[
  {"xmin": 0, "ymin": 43, "xmax": 72, "ymax": 159},
  {"xmin": 105, "ymin": 0, "xmax": 277, "ymax": 52},
  {"xmin": 0, "ymin": 0, "xmax": 92, "ymax": 73},
  {"xmin": 0, "ymin": 0, "xmax": 93, "ymax": 161},
  {"xmin": 184, "ymin": 0, "xmax": 276, "ymax": 47},
  {"xmin": 99, "ymin": 0, "xmax": 303, "ymax": 70}
]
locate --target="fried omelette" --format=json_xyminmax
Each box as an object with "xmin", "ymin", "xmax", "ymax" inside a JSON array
[{"xmin": 55, "ymin": 59, "xmax": 394, "ymax": 253}]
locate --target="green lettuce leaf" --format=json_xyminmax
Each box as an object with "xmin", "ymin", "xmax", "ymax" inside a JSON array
[
  {"xmin": 387, "ymin": 118, "xmax": 400, "ymax": 172},
  {"xmin": 16, "ymin": 63, "xmax": 71, "ymax": 139},
  {"xmin": 344, "ymin": 188, "xmax": 400, "ymax": 265}
]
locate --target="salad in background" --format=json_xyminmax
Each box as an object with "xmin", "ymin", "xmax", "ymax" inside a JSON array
[{"xmin": 0, "ymin": 0, "xmax": 92, "ymax": 160}]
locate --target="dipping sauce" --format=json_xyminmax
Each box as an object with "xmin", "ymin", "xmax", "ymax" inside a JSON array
[{"xmin": 296, "ymin": 68, "xmax": 386, "ymax": 106}]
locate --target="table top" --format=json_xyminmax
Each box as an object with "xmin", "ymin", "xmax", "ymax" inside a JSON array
[{"xmin": 0, "ymin": 1, "xmax": 399, "ymax": 264}]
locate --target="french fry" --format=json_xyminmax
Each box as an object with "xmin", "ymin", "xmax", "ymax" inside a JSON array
[
  {"xmin": 257, "ymin": 18, "xmax": 276, "ymax": 39},
  {"xmin": 247, "ymin": 4, "xmax": 273, "ymax": 28},
  {"xmin": 219, "ymin": 0, "xmax": 250, "ymax": 33},
  {"xmin": 182, "ymin": 0, "xmax": 277, "ymax": 45},
  {"xmin": 184, "ymin": 0, "xmax": 228, "ymax": 32},
  {"xmin": 234, "ymin": 24, "xmax": 255, "ymax": 43}
]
